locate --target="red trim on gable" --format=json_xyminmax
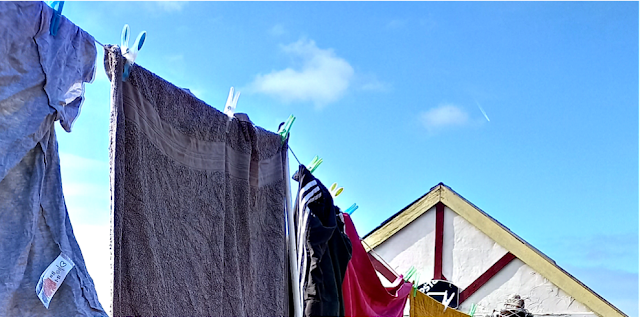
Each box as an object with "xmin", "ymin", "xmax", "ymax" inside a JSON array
[
  {"xmin": 459, "ymin": 252, "xmax": 516, "ymax": 304},
  {"xmin": 368, "ymin": 252, "xmax": 398, "ymax": 283},
  {"xmin": 434, "ymin": 202, "xmax": 445, "ymax": 280}
]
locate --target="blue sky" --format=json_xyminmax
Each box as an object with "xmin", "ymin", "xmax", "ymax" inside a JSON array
[{"xmin": 55, "ymin": 2, "xmax": 637, "ymax": 316}]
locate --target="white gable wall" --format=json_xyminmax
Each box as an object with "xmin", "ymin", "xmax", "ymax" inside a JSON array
[
  {"xmin": 374, "ymin": 206, "xmax": 436, "ymax": 279},
  {"xmin": 449, "ymin": 206, "xmax": 508, "ymax": 289},
  {"xmin": 369, "ymin": 205, "xmax": 597, "ymax": 316},
  {"xmin": 462, "ymin": 259, "xmax": 594, "ymax": 316}
]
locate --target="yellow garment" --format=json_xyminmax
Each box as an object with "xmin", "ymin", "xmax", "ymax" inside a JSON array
[{"xmin": 409, "ymin": 290, "xmax": 470, "ymax": 317}]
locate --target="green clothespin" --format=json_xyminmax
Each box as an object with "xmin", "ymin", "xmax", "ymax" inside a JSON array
[
  {"xmin": 329, "ymin": 182, "xmax": 344, "ymax": 198},
  {"xmin": 307, "ymin": 155, "xmax": 323, "ymax": 173},
  {"xmin": 403, "ymin": 266, "xmax": 421, "ymax": 297},
  {"xmin": 405, "ymin": 266, "xmax": 416, "ymax": 282},
  {"xmin": 469, "ymin": 304, "xmax": 477, "ymax": 317},
  {"xmin": 413, "ymin": 271, "xmax": 421, "ymax": 297},
  {"xmin": 277, "ymin": 114, "xmax": 296, "ymax": 144}
]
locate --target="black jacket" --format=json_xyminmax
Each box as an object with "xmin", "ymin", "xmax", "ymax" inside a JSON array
[{"xmin": 293, "ymin": 165, "xmax": 352, "ymax": 317}]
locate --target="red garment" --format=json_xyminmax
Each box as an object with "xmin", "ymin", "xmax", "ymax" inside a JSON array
[{"xmin": 342, "ymin": 214, "xmax": 412, "ymax": 317}]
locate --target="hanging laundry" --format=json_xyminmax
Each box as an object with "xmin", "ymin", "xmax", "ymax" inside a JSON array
[
  {"xmin": 105, "ymin": 46, "xmax": 289, "ymax": 316},
  {"xmin": 292, "ymin": 165, "xmax": 352, "ymax": 316},
  {"xmin": 342, "ymin": 213, "xmax": 413, "ymax": 317},
  {"xmin": 410, "ymin": 290, "xmax": 470, "ymax": 317},
  {"xmin": 0, "ymin": 1, "xmax": 105, "ymax": 316}
]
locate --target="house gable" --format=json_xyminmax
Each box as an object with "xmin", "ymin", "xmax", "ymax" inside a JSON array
[{"xmin": 362, "ymin": 183, "xmax": 625, "ymax": 317}]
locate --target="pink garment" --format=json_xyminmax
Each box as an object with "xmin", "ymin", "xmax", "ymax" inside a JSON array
[{"xmin": 342, "ymin": 214, "xmax": 412, "ymax": 317}]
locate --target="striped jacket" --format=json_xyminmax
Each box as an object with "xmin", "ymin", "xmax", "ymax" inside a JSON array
[{"xmin": 293, "ymin": 165, "xmax": 352, "ymax": 317}]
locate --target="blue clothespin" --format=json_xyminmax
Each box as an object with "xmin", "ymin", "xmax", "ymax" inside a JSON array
[
  {"xmin": 307, "ymin": 156, "xmax": 323, "ymax": 173},
  {"xmin": 46, "ymin": 1, "xmax": 64, "ymax": 36},
  {"xmin": 344, "ymin": 203, "xmax": 358, "ymax": 215},
  {"xmin": 121, "ymin": 24, "xmax": 146, "ymax": 81},
  {"xmin": 277, "ymin": 114, "xmax": 296, "ymax": 144}
]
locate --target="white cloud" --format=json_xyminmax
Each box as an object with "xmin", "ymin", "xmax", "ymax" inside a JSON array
[
  {"xmin": 139, "ymin": 2, "xmax": 187, "ymax": 15},
  {"xmin": 360, "ymin": 80, "xmax": 389, "ymax": 92},
  {"xmin": 356, "ymin": 73, "xmax": 392, "ymax": 92},
  {"xmin": 247, "ymin": 39, "xmax": 354, "ymax": 107},
  {"xmin": 154, "ymin": 1, "xmax": 187, "ymax": 12},
  {"xmin": 420, "ymin": 104, "xmax": 470, "ymax": 132},
  {"xmin": 269, "ymin": 24, "xmax": 287, "ymax": 37}
]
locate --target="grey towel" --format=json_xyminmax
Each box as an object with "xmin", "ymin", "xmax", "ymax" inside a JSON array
[
  {"xmin": 0, "ymin": 2, "xmax": 106, "ymax": 316},
  {"xmin": 105, "ymin": 46, "xmax": 288, "ymax": 317}
]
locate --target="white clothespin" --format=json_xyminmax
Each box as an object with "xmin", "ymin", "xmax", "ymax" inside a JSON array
[
  {"xmin": 121, "ymin": 24, "xmax": 146, "ymax": 81},
  {"xmin": 224, "ymin": 87, "xmax": 241, "ymax": 119}
]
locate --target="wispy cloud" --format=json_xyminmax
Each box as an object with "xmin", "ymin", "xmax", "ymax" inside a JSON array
[
  {"xmin": 156, "ymin": 54, "xmax": 188, "ymax": 81},
  {"xmin": 153, "ymin": 1, "xmax": 187, "ymax": 13},
  {"xmin": 544, "ymin": 233, "xmax": 638, "ymax": 272},
  {"xmin": 269, "ymin": 24, "xmax": 287, "ymax": 37},
  {"xmin": 360, "ymin": 80, "xmax": 389, "ymax": 92},
  {"xmin": 386, "ymin": 19, "xmax": 408, "ymax": 29},
  {"xmin": 476, "ymin": 101, "xmax": 490, "ymax": 122},
  {"xmin": 356, "ymin": 73, "xmax": 392, "ymax": 92},
  {"xmin": 533, "ymin": 232, "xmax": 638, "ymax": 316},
  {"xmin": 138, "ymin": 2, "xmax": 187, "ymax": 16},
  {"xmin": 247, "ymin": 39, "xmax": 354, "ymax": 108},
  {"xmin": 166, "ymin": 54, "xmax": 185, "ymax": 67},
  {"xmin": 420, "ymin": 104, "xmax": 470, "ymax": 133},
  {"xmin": 563, "ymin": 265, "xmax": 638, "ymax": 316}
]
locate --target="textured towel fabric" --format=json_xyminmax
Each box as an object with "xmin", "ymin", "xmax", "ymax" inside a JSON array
[
  {"xmin": 410, "ymin": 290, "xmax": 470, "ymax": 317},
  {"xmin": 342, "ymin": 213, "xmax": 412, "ymax": 317},
  {"xmin": 0, "ymin": 2, "xmax": 106, "ymax": 316},
  {"xmin": 292, "ymin": 165, "xmax": 352, "ymax": 317},
  {"xmin": 105, "ymin": 46, "xmax": 288, "ymax": 317}
]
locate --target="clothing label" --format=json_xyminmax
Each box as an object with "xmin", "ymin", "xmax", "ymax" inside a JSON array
[{"xmin": 35, "ymin": 253, "xmax": 75, "ymax": 309}]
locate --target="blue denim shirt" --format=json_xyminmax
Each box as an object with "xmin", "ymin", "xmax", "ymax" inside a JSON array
[{"xmin": 0, "ymin": 2, "xmax": 106, "ymax": 316}]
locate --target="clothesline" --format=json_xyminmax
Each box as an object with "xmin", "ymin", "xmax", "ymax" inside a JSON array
[
  {"xmin": 92, "ymin": 36, "xmax": 303, "ymax": 173},
  {"xmin": 90, "ymin": 26, "xmax": 304, "ymax": 174},
  {"xmin": 362, "ymin": 238, "xmax": 401, "ymax": 279}
]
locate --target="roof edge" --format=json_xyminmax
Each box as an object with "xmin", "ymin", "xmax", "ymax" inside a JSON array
[
  {"xmin": 363, "ymin": 182, "xmax": 445, "ymax": 240},
  {"xmin": 362, "ymin": 183, "xmax": 444, "ymax": 249}
]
